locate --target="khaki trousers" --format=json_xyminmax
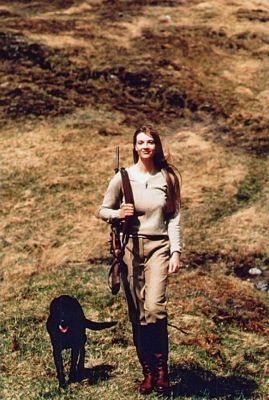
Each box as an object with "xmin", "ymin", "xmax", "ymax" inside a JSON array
[{"xmin": 122, "ymin": 236, "xmax": 170, "ymax": 325}]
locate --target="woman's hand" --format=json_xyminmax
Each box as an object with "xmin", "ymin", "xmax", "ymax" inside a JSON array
[
  {"xmin": 168, "ymin": 252, "xmax": 183, "ymax": 275},
  {"xmin": 118, "ymin": 203, "xmax": 135, "ymax": 219}
]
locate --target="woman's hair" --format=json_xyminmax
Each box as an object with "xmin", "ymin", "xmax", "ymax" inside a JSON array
[{"xmin": 133, "ymin": 124, "xmax": 181, "ymax": 215}]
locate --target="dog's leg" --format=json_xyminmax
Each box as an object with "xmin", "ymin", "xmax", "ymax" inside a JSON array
[
  {"xmin": 69, "ymin": 347, "xmax": 80, "ymax": 383},
  {"xmin": 77, "ymin": 346, "xmax": 85, "ymax": 379},
  {"xmin": 52, "ymin": 347, "xmax": 66, "ymax": 388}
]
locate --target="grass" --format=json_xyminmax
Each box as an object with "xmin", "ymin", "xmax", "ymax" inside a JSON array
[
  {"xmin": 1, "ymin": 0, "xmax": 269, "ymax": 399},
  {"xmin": 235, "ymin": 174, "xmax": 265, "ymax": 204},
  {"xmin": 1, "ymin": 261, "xmax": 268, "ymax": 400},
  {"xmin": 1, "ymin": 125, "xmax": 269, "ymax": 394}
]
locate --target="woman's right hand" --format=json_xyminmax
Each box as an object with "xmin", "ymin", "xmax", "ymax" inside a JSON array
[{"xmin": 119, "ymin": 203, "xmax": 135, "ymax": 219}]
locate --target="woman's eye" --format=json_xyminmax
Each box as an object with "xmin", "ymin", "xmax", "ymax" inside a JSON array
[{"xmin": 137, "ymin": 140, "xmax": 155, "ymax": 145}]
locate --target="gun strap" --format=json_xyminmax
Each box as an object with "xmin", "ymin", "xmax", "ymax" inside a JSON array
[
  {"xmin": 108, "ymin": 168, "xmax": 134, "ymax": 294},
  {"xmin": 120, "ymin": 168, "xmax": 134, "ymax": 204},
  {"xmin": 120, "ymin": 167, "xmax": 134, "ymax": 244}
]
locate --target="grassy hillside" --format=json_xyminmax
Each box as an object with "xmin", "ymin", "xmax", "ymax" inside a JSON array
[{"xmin": 1, "ymin": 0, "xmax": 269, "ymax": 399}]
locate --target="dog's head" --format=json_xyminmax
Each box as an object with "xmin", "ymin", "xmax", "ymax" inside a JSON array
[{"xmin": 49, "ymin": 295, "xmax": 84, "ymax": 334}]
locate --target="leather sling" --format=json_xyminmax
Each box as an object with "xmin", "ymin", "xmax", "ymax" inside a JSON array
[
  {"xmin": 109, "ymin": 168, "xmax": 134, "ymax": 295},
  {"xmin": 120, "ymin": 168, "xmax": 134, "ymax": 246}
]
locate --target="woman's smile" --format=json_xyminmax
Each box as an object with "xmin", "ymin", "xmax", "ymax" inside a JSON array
[{"xmin": 135, "ymin": 132, "xmax": 156, "ymax": 160}]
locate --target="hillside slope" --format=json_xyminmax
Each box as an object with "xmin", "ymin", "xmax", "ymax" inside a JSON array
[{"xmin": 0, "ymin": 1, "xmax": 268, "ymax": 399}]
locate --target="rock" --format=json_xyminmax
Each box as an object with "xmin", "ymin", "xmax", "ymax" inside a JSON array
[
  {"xmin": 158, "ymin": 15, "xmax": 172, "ymax": 23},
  {"xmin": 255, "ymin": 281, "xmax": 268, "ymax": 292},
  {"xmin": 248, "ymin": 267, "xmax": 262, "ymax": 276}
]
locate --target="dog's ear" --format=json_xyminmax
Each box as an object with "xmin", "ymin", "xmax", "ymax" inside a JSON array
[
  {"xmin": 49, "ymin": 297, "xmax": 62, "ymax": 316},
  {"xmin": 49, "ymin": 298, "xmax": 57, "ymax": 313}
]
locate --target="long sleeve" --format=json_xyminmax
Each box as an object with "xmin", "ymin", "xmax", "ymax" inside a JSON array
[
  {"xmin": 99, "ymin": 172, "xmax": 122, "ymax": 223},
  {"xmin": 99, "ymin": 169, "xmax": 182, "ymax": 254},
  {"xmin": 167, "ymin": 210, "xmax": 181, "ymax": 254}
]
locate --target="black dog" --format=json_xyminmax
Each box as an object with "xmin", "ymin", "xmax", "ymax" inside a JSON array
[{"xmin": 46, "ymin": 295, "xmax": 117, "ymax": 388}]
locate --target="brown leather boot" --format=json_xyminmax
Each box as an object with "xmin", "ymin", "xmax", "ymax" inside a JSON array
[
  {"xmin": 139, "ymin": 361, "xmax": 154, "ymax": 394},
  {"xmin": 154, "ymin": 353, "xmax": 170, "ymax": 394}
]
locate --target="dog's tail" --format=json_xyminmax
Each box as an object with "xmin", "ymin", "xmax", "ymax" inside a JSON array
[{"xmin": 85, "ymin": 319, "xmax": 117, "ymax": 331}]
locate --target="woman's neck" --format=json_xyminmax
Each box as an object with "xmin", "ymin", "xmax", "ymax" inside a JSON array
[{"xmin": 136, "ymin": 159, "xmax": 156, "ymax": 174}]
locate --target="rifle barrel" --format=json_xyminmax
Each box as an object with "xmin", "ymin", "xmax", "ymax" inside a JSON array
[{"xmin": 114, "ymin": 146, "xmax": 119, "ymax": 174}]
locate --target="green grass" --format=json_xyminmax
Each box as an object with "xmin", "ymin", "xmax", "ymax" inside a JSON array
[
  {"xmin": 1, "ymin": 1, "xmax": 269, "ymax": 399},
  {"xmin": 1, "ymin": 262, "xmax": 268, "ymax": 399},
  {"xmin": 235, "ymin": 174, "xmax": 264, "ymax": 204}
]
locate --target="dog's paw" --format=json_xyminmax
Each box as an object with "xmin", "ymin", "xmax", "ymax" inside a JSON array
[
  {"xmin": 68, "ymin": 374, "xmax": 78, "ymax": 384},
  {"xmin": 58, "ymin": 380, "xmax": 67, "ymax": 389}
]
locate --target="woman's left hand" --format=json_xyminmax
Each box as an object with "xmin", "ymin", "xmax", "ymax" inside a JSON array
[{"xmin": 168, "ymin": 252, "xmax": 183, "ymax": 275}]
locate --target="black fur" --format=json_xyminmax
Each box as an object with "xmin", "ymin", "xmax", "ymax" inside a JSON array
[{"xmin": 46, "ymin": 295, "xmax": 117, "ymax": 388}]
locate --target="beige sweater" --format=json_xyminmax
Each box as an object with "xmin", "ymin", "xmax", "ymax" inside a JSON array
[{"xmin": 99, "ymin": 168, "xmax": 181, "ymax": 254}]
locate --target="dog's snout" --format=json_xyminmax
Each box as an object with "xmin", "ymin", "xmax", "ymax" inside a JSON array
[{"xmin": 59, "ymin": 319, "xmax": 68, "ymax": 327}]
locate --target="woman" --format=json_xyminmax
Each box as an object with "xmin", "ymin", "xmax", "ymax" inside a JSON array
[{"xmin": 99, "ymin": 125, "xmax": 182, "ymax": 395}]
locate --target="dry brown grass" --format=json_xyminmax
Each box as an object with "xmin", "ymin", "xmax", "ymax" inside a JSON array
[{"xmin": 1, "ymin": 0, "xmax": 269, "ymax": 398}]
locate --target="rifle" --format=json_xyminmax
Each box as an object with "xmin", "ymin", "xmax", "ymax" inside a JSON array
[{"xmin": 109, "ymin": 147, "xmax": 134, "ymax": 295}]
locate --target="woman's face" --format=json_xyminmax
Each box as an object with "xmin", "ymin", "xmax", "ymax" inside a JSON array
[{"xmin": 135, "ymin": 132, "xmax": 156, "ymax": 162}]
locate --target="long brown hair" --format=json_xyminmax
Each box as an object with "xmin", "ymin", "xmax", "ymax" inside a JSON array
[{"xmin": 133, "ymin": 125, "xmax": 181, "ymax": 215}]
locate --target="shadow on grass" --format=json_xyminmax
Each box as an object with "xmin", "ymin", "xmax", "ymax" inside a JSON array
[
  {"xmin": 78, "ymin": 364, "xmax": 115, "ymax": 384},
  {"xmin": 44, "ymin": 364, "xmax": 115, "ymax": 397},
  {"xmin": 170, "ymin": 365, "xmax": 258, "ymax": 399}
]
